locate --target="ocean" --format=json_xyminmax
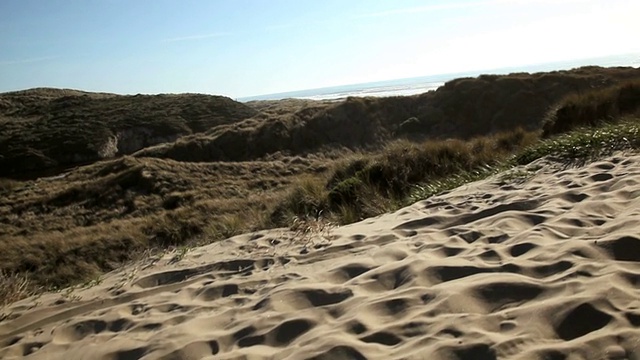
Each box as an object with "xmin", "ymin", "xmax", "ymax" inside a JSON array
[{"xmin": 239, "ymin": 52, "xmax": 640, "ymax": 102}]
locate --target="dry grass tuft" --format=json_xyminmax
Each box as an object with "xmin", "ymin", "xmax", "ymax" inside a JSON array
[{"xmin": 0, "ymin": 270, "xmax": 33, "ymax": 309}]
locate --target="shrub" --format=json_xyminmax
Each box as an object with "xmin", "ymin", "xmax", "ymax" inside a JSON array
[
  {"xmin": 302, "ymin": 129, "xmax": 537, "ymax": 224},
  {"xmin": 328, "ymin": 177, "xmax": 365, "ymax": 207},
  {"xmin": 543, "ymin": 81, "xmax": 640, "ymax": 137},
  {"xmin": 270, "ymin": 175, "xmax": 329, "ymax": 226}
]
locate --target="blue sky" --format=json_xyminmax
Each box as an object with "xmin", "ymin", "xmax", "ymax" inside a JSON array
[{"xmin": 1, "ymin": 0, "xmax": 639, "ymax": 97}]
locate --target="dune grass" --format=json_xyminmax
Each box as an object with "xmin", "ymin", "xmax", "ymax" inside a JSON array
[
  {"xmin": 273, "ymin": 128, "xmax": 538, "ymax": 224},
  {"xmin": 542, "ymin": 80, "xmax": 640, "ymax": 136},
  {"xmin": 3, "ymin": 79, "xmax": 640, "ymax": 309},
  {"xmin": 0, "ymin": 156, "xmax": 315, "ymax": 295},
  {"xmin": 407, "ymin": 115, "xmax": 640, "ymax": 204},
  {"xmin": 517, "ymin": 116, "xmax": 640, "ymax": 164},
  {"xmin": 273, "ymin": 114, "xmax": 640, "ymax": 227},
  {"xmin": 0, "ymin": 270, "xmax": 32, "ymax": 310},
  {"xmin": 7, "ymin": 116, "xmax": 640, "ymax": 303}
]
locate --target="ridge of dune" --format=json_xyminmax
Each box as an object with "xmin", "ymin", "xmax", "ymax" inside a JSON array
[{"xmin": 2, "ymin": 152, "xmax": 640, "ymax": 359}]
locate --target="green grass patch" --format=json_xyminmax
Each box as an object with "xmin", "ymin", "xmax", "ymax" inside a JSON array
[
  {"xmin": 517, "ymin": 117, "xmax": 640, "ymax": 165},
  {"xmin": 408, "ymin": 163, "xmax": 502, "ymax": 203}
]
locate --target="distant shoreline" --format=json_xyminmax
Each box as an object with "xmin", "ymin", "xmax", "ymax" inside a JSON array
[{"xmin": 239, "ymin": 52, "xmax": 640, "ymax": 102}]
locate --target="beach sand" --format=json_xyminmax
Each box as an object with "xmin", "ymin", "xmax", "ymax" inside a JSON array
[{"xmin": 2, "ymin": 153, "xmax": 640, "ymax": 360}]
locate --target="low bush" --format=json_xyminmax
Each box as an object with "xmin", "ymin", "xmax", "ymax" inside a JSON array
[{"xmin": 543, "ymin": 81, "xmax": 640, "ymax": 137}]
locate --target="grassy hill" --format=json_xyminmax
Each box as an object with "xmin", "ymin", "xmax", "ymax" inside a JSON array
[
  {"xmin": 0, "ymin": 88, "xmax": 257, "ymax": 177},
  {"xmin": 1, "ymin": 66, "xmax": 640, "ymax": 305},
  {"xmin": 135, "ymin": 66, "xmax": 640, "ymax": 163}
]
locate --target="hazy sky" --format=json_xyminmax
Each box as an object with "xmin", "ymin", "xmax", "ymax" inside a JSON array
[{"xmin": 1, "ymin": 0, "xmax": 639, "ymax": 97}]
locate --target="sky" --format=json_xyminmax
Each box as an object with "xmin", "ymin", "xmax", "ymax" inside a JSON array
[{"xmin": 1, "ymin": 0, "xmax": 639, "ymax": 98}]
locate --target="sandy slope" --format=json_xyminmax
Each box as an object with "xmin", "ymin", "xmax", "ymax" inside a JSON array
[{"xmin": 2, "ymin": 153, "xmax": 640, "ymax": 360}]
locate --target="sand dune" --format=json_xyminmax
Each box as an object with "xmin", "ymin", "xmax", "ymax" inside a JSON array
[{"xmin": 2, "ymin": 153, "xmax": 640, "ymax": 360}]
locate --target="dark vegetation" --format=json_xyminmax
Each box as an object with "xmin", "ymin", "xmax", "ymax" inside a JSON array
[
  {"xmin": 136, "ymin": 66, "xmax": 640, "ymax": 162},
  {"xmin": 0, "ymin": 88, "xmax": 257, "ymax": 177},
  {"xmin": 1, "ymin": 67, "xmax": 640, "ymax": 305},
  {"xmin": 542, "ymin": 80, "xmax": 640, "ymax": 136}
]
